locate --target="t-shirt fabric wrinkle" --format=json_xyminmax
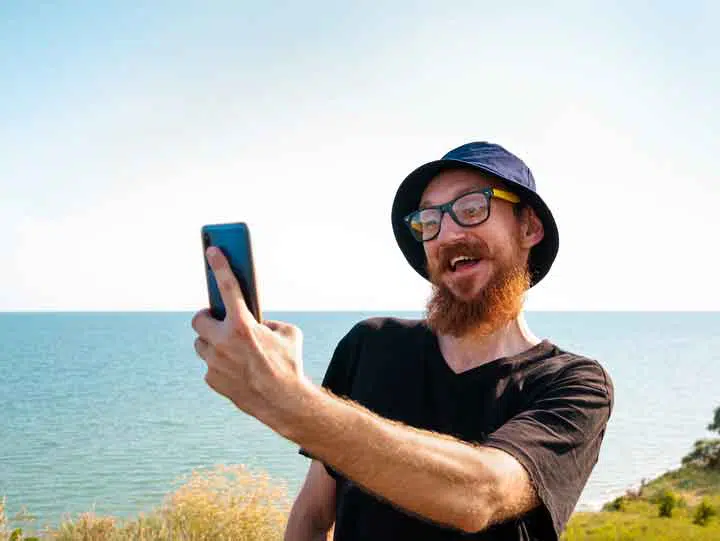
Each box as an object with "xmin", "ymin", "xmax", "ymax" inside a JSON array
[{"xmin": 299, "ymin": 317, "xmax": 614, "ymax": 541}]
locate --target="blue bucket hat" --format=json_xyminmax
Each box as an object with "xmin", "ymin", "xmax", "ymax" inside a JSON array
[{"xmin": 391, "ymin": 141, "xmax": 559, "ymax": 287}]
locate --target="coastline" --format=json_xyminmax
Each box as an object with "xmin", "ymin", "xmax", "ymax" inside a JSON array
[{"xmin": 4, "ymin": 463, "xmax": 718, "ymax": 540}]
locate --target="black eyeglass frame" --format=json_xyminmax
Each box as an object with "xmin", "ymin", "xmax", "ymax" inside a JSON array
[{"xmin": 403, "ymin": 187, "xmax": 521, "ymax": 242}]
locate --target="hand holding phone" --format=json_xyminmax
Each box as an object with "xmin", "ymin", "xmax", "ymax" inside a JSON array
[{"xmin": 201, "ymin": 222, "xmax": 262, "ymax": 322}]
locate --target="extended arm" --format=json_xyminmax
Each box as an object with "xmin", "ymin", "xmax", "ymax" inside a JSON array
[
  {"xmin": 192, "ymin": 247, "xmax": 539, "ymax": 534},
  {"xmin": 280, "ymin": 384, "xmax": 539, "ymax": 533}
]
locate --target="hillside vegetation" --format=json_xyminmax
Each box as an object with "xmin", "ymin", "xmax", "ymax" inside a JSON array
[
  {"xmin": 4, "ymin": 407, "xmax": 719, "ymax": 540},
  {"xmin": 563, "ymin": 406, "xmax": 720, "ymax": 540}
]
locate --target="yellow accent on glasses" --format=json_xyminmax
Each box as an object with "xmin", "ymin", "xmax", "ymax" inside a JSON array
[{"xmin": 488, "ymin": 188, "xmax": 520, "ymax": 204}]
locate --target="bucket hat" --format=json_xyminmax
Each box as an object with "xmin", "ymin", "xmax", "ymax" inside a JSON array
[{"xmin": 391, "ymin": 141, "xmax": 559, "ymax": 287}]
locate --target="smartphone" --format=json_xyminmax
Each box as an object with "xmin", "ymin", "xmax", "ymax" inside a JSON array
[{"xmin": 201, "ymin": 222, "xmax": 262, "ymax": 322}]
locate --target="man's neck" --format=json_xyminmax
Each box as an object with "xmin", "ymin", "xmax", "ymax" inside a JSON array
[{"xmin": 436, "ymin": 313, "xmax": 541, "ymax": 374}]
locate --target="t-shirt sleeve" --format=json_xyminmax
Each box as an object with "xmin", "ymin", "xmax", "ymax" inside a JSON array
[
  {"xmin": 298, "ymin": 322, "xmax": 366, "ymax": 478},
  {"xmin": 482, "ymin": 358, "xmax": 613, "ymax": 540}
]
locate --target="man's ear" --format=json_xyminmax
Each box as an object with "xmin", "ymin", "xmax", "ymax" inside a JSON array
[{"xmin": 519, "ymin": 206, "xmax": 544, "ymax": 249}]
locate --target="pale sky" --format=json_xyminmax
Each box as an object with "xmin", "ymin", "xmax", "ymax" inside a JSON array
[{"xmin": 1, "ymin": 1, "xmax": 718, "ymax": 311}]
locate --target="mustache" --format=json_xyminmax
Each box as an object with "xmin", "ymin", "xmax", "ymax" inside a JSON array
[{"xmin": 436, "ymin": 239, "xmax": 491, "ymax": 272}]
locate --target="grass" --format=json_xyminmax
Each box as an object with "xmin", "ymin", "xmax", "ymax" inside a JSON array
[
  {"xmin": 3, "ymin": 464, "xmax": 718, "ymax": 540},
  {"xmin": 1, "ymin": 465, "xmax": 290, "ymax": 541},
  {"xmin": 562, "ymin": 465, "xmax": 720, "ymax": 540}
]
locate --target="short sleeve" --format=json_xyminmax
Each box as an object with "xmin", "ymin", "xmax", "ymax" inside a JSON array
[
  {"xmin": 482, "ymin": 358, "xmax": 613, "ymax": 540},
  {"xmin": 298, "ymin": 322, "xmax": 366, "ymax": 477}
]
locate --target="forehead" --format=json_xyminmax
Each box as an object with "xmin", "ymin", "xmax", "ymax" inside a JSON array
[{"xmin": 420, "ymin": 168, "xmax": 505, "ymax": 207}]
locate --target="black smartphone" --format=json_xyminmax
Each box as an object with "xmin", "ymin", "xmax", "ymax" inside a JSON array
[{"xmin": 201, "ymin": 222, "xmax": 262, "ymax": 322}]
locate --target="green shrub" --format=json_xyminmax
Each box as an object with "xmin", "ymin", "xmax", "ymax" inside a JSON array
[
  {"xmin": 682, "ymin": 439, "xmax": 720, "ymax": 469},
  {"xmin": 603, "ymin": 496, "xmax": 627, "ymax": 512},
  {"xmin": 708, "ymin": 406, "xmax": 720, "ymax": 434},
  {"xmin": 694, "ymin": 499, "xmax": 717, "ymax": 526},
  {"xmin": 658, "ymin": 490, "xmax": 677, "ymax": 518},
  {"xmin": 8, "ymin": 529, "xmax": 39, "ymax": 541}
]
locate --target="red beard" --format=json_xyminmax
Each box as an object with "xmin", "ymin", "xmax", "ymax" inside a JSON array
[{"xmin": 425, "ymin": 238, "xmax": 530, "ymax": 338}]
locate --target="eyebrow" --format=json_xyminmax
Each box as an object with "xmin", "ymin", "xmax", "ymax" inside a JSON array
[{"xmin": 419, "ymin": 186, "xmax": 487, "ymax": 209}]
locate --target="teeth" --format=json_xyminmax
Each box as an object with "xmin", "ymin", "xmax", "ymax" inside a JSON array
[{"xmin": 450, "ymin": 256, "xmax": 476, "ymax": 270}]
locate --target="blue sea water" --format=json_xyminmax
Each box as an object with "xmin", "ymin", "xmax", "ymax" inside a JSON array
[{"xmin": 1, "ymin": 311, "xmax": 718, "ymax": 529}]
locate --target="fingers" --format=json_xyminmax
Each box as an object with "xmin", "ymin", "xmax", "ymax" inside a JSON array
[
  {"xmin": 194, "ymin": 336, "xmax": 231, "ymax": 377},
  {"xmin": 204, "ymin": 367, "xmax": 224, "ymax": 394},
  {"xmin": 263, "ymin": 320, "xmax": 303, "ymax": 366},
  {"xmin": 204, "ymin": 365, "xmax": 235, "ymax": 403},
  {"xmin": 194, "ymin": 336, "xmax": 210, "ymax": 359},
  {"xmin": 192, "ymin": 309, "xmax": 224, "ymax": 345},
  {"xmin": 195, "ymin": 338, "xmax": 245, "ymax": 408},
  {"xmin": 206, "ymin": 246, "xmax": 254, "ymax": 325},
  {"xmin": 264, "ymin": 319, "xmax": 301, "ymax": 340}
]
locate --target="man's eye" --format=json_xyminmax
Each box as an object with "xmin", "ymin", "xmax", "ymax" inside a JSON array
[{"xmin": 460, "ymin": 206, "xmax": 481, "ymax": 218}]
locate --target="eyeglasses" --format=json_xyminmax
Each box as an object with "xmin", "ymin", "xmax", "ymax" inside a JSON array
[{"xmin": 404, "ymin": 188, "xmax": 520, "ymax": 242}]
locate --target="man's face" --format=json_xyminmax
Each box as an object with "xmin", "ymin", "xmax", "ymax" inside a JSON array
[{"xmin": 420, "ymin": 168, "xmax": 542, "ymax": 337}]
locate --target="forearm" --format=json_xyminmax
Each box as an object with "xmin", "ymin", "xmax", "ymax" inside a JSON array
[
  {"xmin": 284, "ymin": 508, "xmax": 331, "ymax": 541},
  {"xmin": 284, "ymin": 460, "xmax": 335, "ymax": 541},
  {"xmin": 279, "ymin": 385, "xmax": 499, "ymax": 533}
]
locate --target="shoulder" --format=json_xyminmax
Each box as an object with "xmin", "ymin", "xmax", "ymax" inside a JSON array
[
  {"xmin": 511, "ymin": 342, "xmax": 614, "ymax": 411},
  {"xmin": 333, "ymin": 317, "xmax": 432, "ymax": 371},
  {"xmin": 329, "ymin": 316, "xmax": 429, "ymax": 365},
  {"xmin": 354, "ymin": 316, "xmax": 428, "ymax": 331},
  {"xmin": 348, "ymin": 316, "xmax": 430, "ymax": 343},
  {"xmin": 553, "ymin": 344, "xmax": 614, "ymax": 400},
  {"xmin": 323, "ymin": 317, "xmax": 430, "ymax": 397}
]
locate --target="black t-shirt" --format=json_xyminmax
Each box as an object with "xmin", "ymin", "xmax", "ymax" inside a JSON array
[{"xmin": 300, "ymin": 317, "xmax": 613, "ymax": 541}]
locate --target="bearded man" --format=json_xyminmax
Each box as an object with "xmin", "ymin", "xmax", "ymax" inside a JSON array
[{"xmin": 192, "ymin": 142, "xmax": 614, "ymax": 541}]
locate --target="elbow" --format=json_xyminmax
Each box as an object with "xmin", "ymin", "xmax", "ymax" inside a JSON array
[
  {"xmin": 456, "ymin": 509, "xmax": 492, "ymax": 535},
  {"xmin": 426, "ymin": 493, "xmax": 491, "ymax": 534},
  {"xmin": 453, "ymin": 475, "xmax": 500, "ymax": 533}
]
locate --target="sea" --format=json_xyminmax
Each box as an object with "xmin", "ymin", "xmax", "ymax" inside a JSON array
[{"xmin": 1, "ymin": 311, "xmax": 718, "ymax": 529}]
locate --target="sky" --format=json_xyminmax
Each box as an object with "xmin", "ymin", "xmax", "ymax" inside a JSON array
[{"xmin": 1, "ymin": 1, "xmax": 718, "ymax": 311}]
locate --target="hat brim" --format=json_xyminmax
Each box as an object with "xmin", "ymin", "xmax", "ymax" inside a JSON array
[{"xmin": 391, "ymin": 159, "xmax": 559, "ymax": 287}]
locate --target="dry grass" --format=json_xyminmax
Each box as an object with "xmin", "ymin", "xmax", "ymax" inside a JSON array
[
  {"xmin": 0, "ymin": 498, "xmax": 6, "ymax": 536},
  {"xmin": 2, "ymin": 465, "xmax": 290, "ymax": 541}
]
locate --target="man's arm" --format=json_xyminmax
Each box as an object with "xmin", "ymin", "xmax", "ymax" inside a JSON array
[
  {"xmin": 285, "ymin": 460, "xmax": 336, "ymax": 541},
  {"xmin": 279, "ymin": 386, "xmax": 538, "ymax": 534},
  {"xmin": 192, "ymin": 248, "xmax": 538, "ymax": 534}
]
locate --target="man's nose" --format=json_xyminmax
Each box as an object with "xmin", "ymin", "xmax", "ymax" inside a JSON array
[{"xmin": 435, "ymin": 211, "xmax": 465, "ymax": 243}]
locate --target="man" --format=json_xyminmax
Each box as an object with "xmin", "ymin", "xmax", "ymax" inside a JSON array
[{"xmin": 192, "ymin": 142, "xmax": 614, "ymax": 540}]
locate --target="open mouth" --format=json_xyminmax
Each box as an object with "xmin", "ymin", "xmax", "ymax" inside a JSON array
[{"xmin": 449, "ymin": 256, "xmax": 482, "ymax": 272}]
